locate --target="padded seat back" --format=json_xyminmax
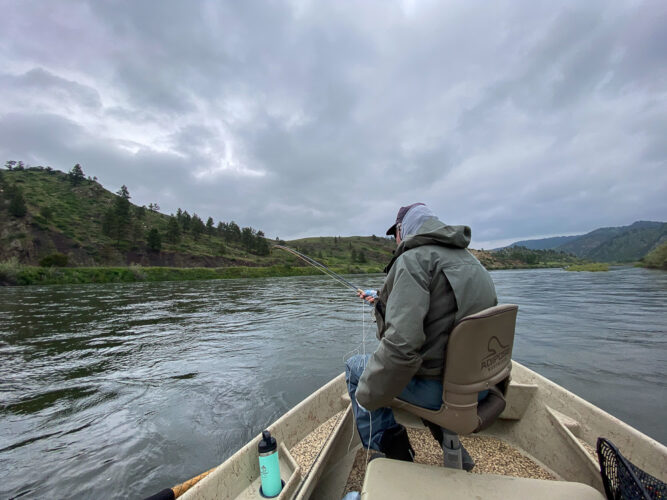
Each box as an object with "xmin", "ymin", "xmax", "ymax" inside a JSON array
[{"xmin": 392, "ymin": 304, "xmax": 518, "ymax": 434}]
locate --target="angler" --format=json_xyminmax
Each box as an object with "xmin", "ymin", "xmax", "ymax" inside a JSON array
[{"xmin": 346, "ymin": 203, "xmax": 498, "ymax": 469}]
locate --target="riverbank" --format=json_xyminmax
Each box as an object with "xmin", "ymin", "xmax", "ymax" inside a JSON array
[
  {"xmin": 0, "ymin": 263, "xmax": 389, "ymax": 286},
  {"xmin": 0, "ymin": 261, "xmax": 611, "ymax": 286},
  {"xmin": 565, "ymin": 263, "xmax": 610, "ymax": 272}
]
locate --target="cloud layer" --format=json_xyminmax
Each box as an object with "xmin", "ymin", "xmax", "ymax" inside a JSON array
[{"xmin": 1, "ymin": 0, "xmax": 665, "ymax": 247}]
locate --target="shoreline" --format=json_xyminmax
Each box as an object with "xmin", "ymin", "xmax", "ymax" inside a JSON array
[
  {"xmin": 0, "ymin": 261, "xmax": 628, "ymax": 287},
  {"xmin": 0, "ymin": 264, "xmax": 388, "ymax": 287}
]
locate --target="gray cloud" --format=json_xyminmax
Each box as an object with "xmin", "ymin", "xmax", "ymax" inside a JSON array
[{"xmin": 0, "ymin": 0, "xmax": 665, "ymax": 247}]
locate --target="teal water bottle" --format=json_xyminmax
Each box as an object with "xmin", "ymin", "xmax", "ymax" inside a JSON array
[{"xmin": 258, "ymin": 430, "xmax": 282, "ymax": 497}]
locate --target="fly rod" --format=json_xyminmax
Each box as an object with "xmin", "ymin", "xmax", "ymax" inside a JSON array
[{"xmin": 273, "ymin": 244, "xmax": 368, "ymax": 295}]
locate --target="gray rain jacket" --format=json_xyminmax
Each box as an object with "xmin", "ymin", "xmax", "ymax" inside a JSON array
[{"xmin": 356, "ymin": 217, "xmax": 498, "ymax": 411}]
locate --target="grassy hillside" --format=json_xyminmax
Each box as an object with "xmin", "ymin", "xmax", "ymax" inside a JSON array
[
  {"xmin": 0, "ymin": 164, "xmax": 396, "ymax": 276},
  {"xmin": 0, "ymin": 166, "xmax": 284, "ymax": 268},
  {"xmin": 0, "ymin": 163, "xmax": 597, "ymax": 286},
  {"xmin": 638, "ymin": 241, "xmax": 667, "ymax": 270}
]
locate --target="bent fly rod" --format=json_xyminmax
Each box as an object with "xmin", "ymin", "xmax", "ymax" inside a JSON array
[{"xmin": 273, "ymin": 244, "xmax": 365, "ymax": 295}]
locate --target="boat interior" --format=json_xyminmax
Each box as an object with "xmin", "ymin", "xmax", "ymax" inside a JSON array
[{"xmin": 180, "ymin": 304, "xmax": 666, "ymax": 499}]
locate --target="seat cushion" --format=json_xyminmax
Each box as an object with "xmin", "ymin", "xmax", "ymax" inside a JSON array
[{"xmin": 362, "ymin": 458, "xmax": 605, "ymax": 500}]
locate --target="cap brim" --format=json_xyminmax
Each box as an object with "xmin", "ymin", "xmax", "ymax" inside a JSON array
[{"xmin": 386, "ymin": 224, "xmax": 397, "ymax": 236}]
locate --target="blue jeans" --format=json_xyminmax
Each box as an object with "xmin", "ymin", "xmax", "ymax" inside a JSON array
[{"xmin": 345, "ymin": 354, "xmax": 443, "ymax": 451}]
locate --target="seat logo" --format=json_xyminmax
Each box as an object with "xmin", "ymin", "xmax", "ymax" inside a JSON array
[{"xmin": 481, "ymin": 336, "xmax": 511, "ymax": 371}]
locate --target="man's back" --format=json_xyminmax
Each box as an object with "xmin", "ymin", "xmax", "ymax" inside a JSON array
[{"xmin": 359, "ymin": 216, "xmax": 497, "ymax": 408}]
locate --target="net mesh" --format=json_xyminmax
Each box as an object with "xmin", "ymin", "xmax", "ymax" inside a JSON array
[{"xmin": 597, "ymin": 438, "xmax": 665, "ymax": 500}]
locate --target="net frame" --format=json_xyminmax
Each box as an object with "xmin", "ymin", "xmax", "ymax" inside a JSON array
[{"xmin": 597, "ymin": 437, "xmax": 665, "ymax": 500}]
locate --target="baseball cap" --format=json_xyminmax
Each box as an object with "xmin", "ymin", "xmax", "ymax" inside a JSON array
[{"xmin": 385, "ymin": 203, "xmax": 426, "ymax": 236}]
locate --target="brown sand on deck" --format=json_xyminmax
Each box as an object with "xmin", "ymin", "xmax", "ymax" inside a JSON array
[
  {"xmin": 343, "ymin": 428, "xmax": 556, "ymax": 494},
  {"xmin": 290, "ymin": 411, "xmax": 557, "ymax": 496},
  {"xmin": 290, "ymin": 411, "xmax": 345, "ymax": 475}
]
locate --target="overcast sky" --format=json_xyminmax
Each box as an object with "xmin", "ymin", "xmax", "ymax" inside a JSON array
[{"xmin": 1, "ymin": 0, "xmax": 665, "ymax": 248}]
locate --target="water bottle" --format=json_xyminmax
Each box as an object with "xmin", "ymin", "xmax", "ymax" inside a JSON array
[{"xmin": 258, "ymin": 430, "xmax": 282, "ymax": 497}]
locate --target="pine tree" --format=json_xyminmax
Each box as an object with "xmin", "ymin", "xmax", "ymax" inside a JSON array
[
  {"xmin": 241, "ymin": 226, "xmax": 254, "ymax": 252},
  {"xmin": 181, "ymin": 210, "xmax": 191, "ymax": 231},
  {"xmin": 115, "ymin": 185, "xmax": 131, "ymax": 219},
  {"xmin": 166, "ymin": 217, "xmax": 181, "ymax": 243},
  {"xmin": 228, "ymin": 221, "xmax": 241, "ymax": 242},
  {"xmin": 255, "ymin": 230, "xmax": 270, "ymax": 255},
  {"xmin": 206, "ymin": 217, "xmax": 215, "ymax": 237},
  {"xmin": 191, "ymin": 214, "xmax": 204, "ymax": 241},
  {"xmin": 68, "ymin": 164, "xmax": 85, "ymax": 185},
  {"xmin": 102, "ymin": 185, "xmax": 132, "ymax": 245},
  {"xmin": 147, "ymin": 228, "xmax": 162, "ymax": 252}
]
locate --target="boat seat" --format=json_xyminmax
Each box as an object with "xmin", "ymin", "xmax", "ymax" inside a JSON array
[
  {"xmin": 362, "ymin": 458, "xmax": 605, "ymax": 499},
  {"xmin": 392, "ymin": 304, "xmax": 518, "ymax": 435}
]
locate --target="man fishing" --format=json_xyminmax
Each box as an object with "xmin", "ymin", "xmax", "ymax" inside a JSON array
[{"xmin": 345, "ymin": 203, "xmax": 498, "ymax": 469}]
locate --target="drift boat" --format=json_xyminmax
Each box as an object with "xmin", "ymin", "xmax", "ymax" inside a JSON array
[{"xmin": 152, "ymin": 358, "xmax": 664, "ymax": 500}]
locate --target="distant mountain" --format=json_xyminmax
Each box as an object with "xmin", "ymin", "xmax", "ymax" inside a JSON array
[
  {"xmin": 509, "ymin": 235, "xmax": 581, "ymax": 250},
  {"xmin": 559, "ymin": 221, "xmax": 666, "ymax": 262},
  {"xmin": 505, "ymin": 221, "xmax": 667, "ymax": 262}
]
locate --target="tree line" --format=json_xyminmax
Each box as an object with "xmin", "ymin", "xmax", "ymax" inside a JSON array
[{"xmin": 2, "ymin": 160, "xmax": 272, "ymax": 257}]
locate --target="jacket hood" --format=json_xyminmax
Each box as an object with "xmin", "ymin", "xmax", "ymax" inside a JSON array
[{"xmin": 385, "ymin": 217, "xmax": 471, "ymax": 272}]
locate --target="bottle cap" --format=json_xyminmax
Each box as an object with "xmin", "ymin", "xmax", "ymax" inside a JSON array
[{"xmin": 258, "ymin": 430, "xmax": 277, "ymax": 453}]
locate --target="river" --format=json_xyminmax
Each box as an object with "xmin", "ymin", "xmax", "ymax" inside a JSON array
[{"xmin": 0, "ymin": 267, "xmax": 665, "ymax": 498}]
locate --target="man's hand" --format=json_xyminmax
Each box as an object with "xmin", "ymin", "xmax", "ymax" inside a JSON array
[{"xmin": 357, "ymin": 289, "xmax": 378, "ymax": 305}]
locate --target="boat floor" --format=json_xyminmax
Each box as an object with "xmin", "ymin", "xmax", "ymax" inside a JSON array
[
  {"xmin": 343, "ymin": 429, "xmax": 557, "ymax": 494},
  {"xmin": 289, "ymin": 410, "xmax": 565, "ymax": 498}
]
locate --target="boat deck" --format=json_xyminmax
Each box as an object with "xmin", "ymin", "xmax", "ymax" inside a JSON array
[
  {"xmin": 289, "ymin": 408, "xmax": 560, "ymax": 498},
  {"xmin": 344, "ymin": 428, "xmax": 557, "ymax": 494},
  {"xmin": 178, "ymin": 367, "xmax": 665, "ymax": 500}
]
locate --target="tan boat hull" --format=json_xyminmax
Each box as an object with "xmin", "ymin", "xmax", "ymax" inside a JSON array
[{"xmin": 181, "ymin": 361, "xmax": 666, "ymax": 499}]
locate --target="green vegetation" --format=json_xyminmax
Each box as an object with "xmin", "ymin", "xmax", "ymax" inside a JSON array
[
  {"xmin": 565, "ymin": 263, "xmax": 609, "ymax": 272},
  {"xmin": 0, "ymin": 161, "xmax": 630, "ymax": 287},
  {"xmin": 638, "ymin": 241, "xmax": 667, "ymax": 270},
  {"xmin": 0, "ymin": 257, "xmax": 22, "ymax": 285},
  {"xmin": 0, "ymin": 165, "xmax": 285, "ymax": 268},
  {"xmin": 68, "ymin": 164, "xmax": 85, "ymax": 186},
  {"xmin": 39, "ymin": 253, "xmax": 68, "ymax": 267},
  {"xmin": 146, "ymin": 228, "xmax": 162, "ymax": 252},
  {"xmin": 7, "ymin": 184, "xmax": 27, "ymax": 217},
  {"xmin": 482, "ymin": 246, "xmax": 584, "ymax": 270},
  {"xmin": 1, "ymin": 264, "xmax": 336, "ymax": 286}
]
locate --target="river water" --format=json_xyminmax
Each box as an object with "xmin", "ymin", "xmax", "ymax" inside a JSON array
[{"xmin": 0, "ymin": 267, "xmax": 665, "ymax": 498}]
